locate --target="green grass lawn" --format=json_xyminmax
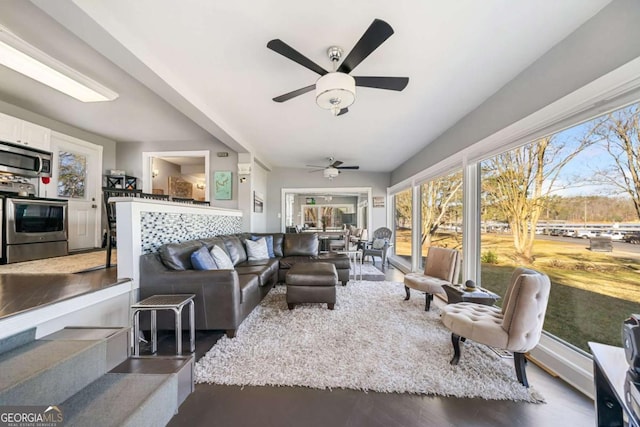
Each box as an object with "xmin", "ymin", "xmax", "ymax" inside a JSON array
[{"xmin": 481, "ymin": 264, "xmax": 640, "ymax": 352}]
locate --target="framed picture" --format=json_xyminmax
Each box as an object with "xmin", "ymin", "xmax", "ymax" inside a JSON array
[
  {"xmin": 373, "ymin": 196, "xmax": 385, "ymax": 208},
  {"xmin": 214, "ymin": 171, "xmax": 232, "ymax": 200},
  {"xmin": 254, "ymin": 191, "xmax": 264, "ymax": 213},
  {"xmin": 168, "ymin": 176, "xmax": 193, "ymax": 198}
]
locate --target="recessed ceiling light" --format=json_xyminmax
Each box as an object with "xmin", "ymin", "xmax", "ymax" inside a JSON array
[{"xmin": 0, "ymin": 25, "xmax": 118, "ymax": 103}]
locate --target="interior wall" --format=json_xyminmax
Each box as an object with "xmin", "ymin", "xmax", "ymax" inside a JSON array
[
  {"xmin": 251, "ymin": 162, "xmax": 268, "ymax": 232},
  {"xmin": 266, "ymin": 167, "xmax": 390, "ymax": 233},
  {"xmin": 391, "ymin": 0, "xmax": 640, "ymax": 184},
  {"xmin": 116, "ymin": 139, "xmax": 238, "ymax": 209},
  {"xmin": 0, "ymin": 99, "xmax": 117, "ymax": 172},
  {"xmin": 151, "ymin": 158, "xmax": 179, "ymax": 195}
]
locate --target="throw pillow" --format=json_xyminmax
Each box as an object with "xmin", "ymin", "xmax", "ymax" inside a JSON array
[
  {"xmin": 210, "ymin": 245, "xmax": 234, "ymax": 269},
  {"xmin": 190, "ymin": 246, "xmax": 218, "ymax": 270},
  {"xmin": 251, "ymin": 234, "xmax": 275, "ymax": 258},
  {"xmin": 372, "ymin": 238, "xmax": 387, "ymax": 249},
  {"xmin": 245, "ymin": 238, "xmax": 269, "ymax": 261}
]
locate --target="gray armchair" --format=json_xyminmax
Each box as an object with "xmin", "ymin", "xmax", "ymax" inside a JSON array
[
  {"xmin": 403, "ymin": 246, "xmax": 460, "ymax": 311},
  {"xmin": 440, "ymin": 267, "xmax": 551, "ymax": 387},
  {"xmin": 362, "ymin": 227, "xmax": 393, "ymax": 271}
]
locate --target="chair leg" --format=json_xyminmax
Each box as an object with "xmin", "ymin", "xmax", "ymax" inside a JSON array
[
  {"xmin": 514, "ymin": 352, "xmax": 529, "ymax": 387},
  {"xmin": 425, "ymin": 293, "xmax": 433, "ymax": 311},
  {"xmin": 106, "ymin": 231, "xmax": 113, "ymax": 268},
  {"xmin": 450, "ymin": 333, "xmax": 462, "ymax": 365},
  {"xmin": 404, "ymin": 286, "xmax": 410, "ymax": 301}
]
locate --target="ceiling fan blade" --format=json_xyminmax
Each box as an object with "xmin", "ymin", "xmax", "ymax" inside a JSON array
[
  {"xmin": 267, "ymin": 39, "xmax": 329, "ymax": 76},
  {"xmin": 354, "ymin": 76, "xmax": 409, "ymax": 91},
  {"xmin": 273, "ymin": 84, "xmax": 315, "ymax": 102},
  {"xmin": 306, "ymin": 164, "xmax": 327, "ymax": 168},
  {"xmin": 337, "ymin": 19, "xmax": 394, "ymax": 74},
  {"xmin": 336, "ymin": 166, "xmax": 360, "ymax": 170},
  {"xmin": 330, "ymin": 160, "xmax": 344, "ymax": 168},
  {"xmin": 307, "ymin": 169, "xmax": 324, "ymax": 173},
  {"xmin": 337, "ymin": 108, "xmax": 349, "ymax": 116}
]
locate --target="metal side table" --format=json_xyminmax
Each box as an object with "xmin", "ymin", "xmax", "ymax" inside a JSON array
[{"xmin": 131, "ymin": 294, "xmax": 195, "ymax": 356}]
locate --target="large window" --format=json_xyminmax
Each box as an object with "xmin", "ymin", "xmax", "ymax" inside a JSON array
[
  {"xmin": 419, "ymin": 170, "xmax": 463, "ymax": 269},
  {"xmin": 393, "ymin": 188, "xmax": 412, "ymax": 262},
  {"xmin": 480, "ymin": 103, "xmax": 640, "ymax": 352}
]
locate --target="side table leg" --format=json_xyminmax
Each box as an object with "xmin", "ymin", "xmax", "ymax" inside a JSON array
[
  {"xmin": 175, "ymin": 308, "xmax": 183, "ymax": 355},
  {"xmin": 151, "ymin": 309, "xmax": 157, "ymax": 354},
  {"xmin": 132, "ymin": 310, "xmax": 140, "ymax": 356},
  {"xmin": 189, "ymin": 300, "xmax": 195, "ymax": 353}
]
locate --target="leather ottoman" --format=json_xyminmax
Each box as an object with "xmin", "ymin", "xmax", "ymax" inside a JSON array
[{"xmin": 286, "ymin": 262, "xmax": 338, "ymax": 310}]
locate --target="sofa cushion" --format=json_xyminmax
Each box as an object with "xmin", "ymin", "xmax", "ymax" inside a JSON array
[
  {"xmin": 253, "ymin": 233, "xmax": 283, "ymax": 257},
  {"xmin": 222, "ymin": 236, "xmax": 248, "ymax": 265},
  {"xmin": 238, "ymin": 273, "xmax": 260, "ymax": 305},
  {"xmin": 158, "ymin": 240, "xmax": 204, "ymax": 270},
  {"xmin": 246, "ymin": 238, "xmax": 269, "ymax": 261},
  {"xmin": 315, "ymin": 253, "xmax": 351, "ymax": 270},
  {"xmin": 191, "ymin": 246, "xmax": 218, "ymax": 270},
  {"xmin": 251, "ymin": 235, "xmax": 274, "ymax": 258},
  {"xmin": 279, "ymin": 256, "xmax": 314, "ymax": 270},
  {"xmin": 210, "ymin": 245, "xmax": 234, "ymax": 269},
  {"xmin": 283, "ymin": 233, "xmax": 318, "ymax": 257},
  {"xmin": 199, "ymin": 236, "xmax": 228, "ymax": 253}
]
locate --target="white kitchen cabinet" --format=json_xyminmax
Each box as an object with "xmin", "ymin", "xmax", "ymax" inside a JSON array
[{"xmin": 0, "ymin": 112, "xmax": 51, "ymax": 151}]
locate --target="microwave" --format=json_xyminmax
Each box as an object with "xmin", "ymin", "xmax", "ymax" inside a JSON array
[{"xmin": 0, "ymin": 140, "xmax": 52, "ymax": 178}]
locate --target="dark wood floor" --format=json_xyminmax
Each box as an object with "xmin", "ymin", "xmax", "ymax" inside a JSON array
[
  {"xmin": 167, "ymin": 264, "xmax": 596, "ymax": 427},
  {"xmin": 0, "ymin": 267, "xmax": 121, "ymax": 320}
]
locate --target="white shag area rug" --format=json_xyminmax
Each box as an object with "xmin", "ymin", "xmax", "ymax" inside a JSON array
[
  {"xmin": 195, "ymin": 281, "xmax": 544, "ymax": 402},
  {"xmin": 351, "ymin": 262, "xmax": 385, "ymax": 281}
]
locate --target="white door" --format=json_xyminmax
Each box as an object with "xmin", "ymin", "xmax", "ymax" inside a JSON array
[{"xmin": 46, "ymin": 133, "xmax": 103, "ymax": 251}]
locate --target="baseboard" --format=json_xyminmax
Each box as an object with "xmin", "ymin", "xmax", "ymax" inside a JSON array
[{"xmin": 529, "ymin": 334, "xmax": 594, "ymax": 400}]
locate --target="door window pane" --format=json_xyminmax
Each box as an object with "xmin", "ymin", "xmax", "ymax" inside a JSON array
[{"xmin": 58, "ymin": 151, "xmax": 87, "ymax": 198}]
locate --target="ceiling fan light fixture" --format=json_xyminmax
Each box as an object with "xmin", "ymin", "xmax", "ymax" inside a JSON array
[
  {"xmin": 323, "ymin": 167, "xmax": 340, "ymax": 179},
  {"xmin": 316, "ymin": 72, "xmax": 355, "ymax": 115}
]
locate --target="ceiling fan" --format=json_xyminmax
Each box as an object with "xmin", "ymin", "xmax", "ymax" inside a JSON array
[
  {"xmin": 307, "ymin": 157, "xmax": 360, "ymax": 180},
  {"xmin": 267, "ymin": 19, "xmax": 409, "ymax": 116}
]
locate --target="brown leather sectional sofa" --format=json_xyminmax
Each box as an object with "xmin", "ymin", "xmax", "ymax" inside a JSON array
[{"xmin": 139, "ymin": 232, "xmax": 350, "ymax": 338}]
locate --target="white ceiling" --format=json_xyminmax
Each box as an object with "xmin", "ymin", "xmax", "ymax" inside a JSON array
[{"xmin": 0, "ymin": 0, "xmax": 611, "ymax": 173}]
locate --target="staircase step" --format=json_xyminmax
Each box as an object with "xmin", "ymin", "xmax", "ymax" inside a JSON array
[
  {"xmin": 111, "ymin": 355, "xmax": 194, "ymax": 406},
  {"xmin": 0, "ymin": 339, "xmax": 104, "ymax": 406},
  {"xmin": 0, "ymin": 327, "xmax": 129, "ymax": 406},
  {"xmin": 42, "ymin": 327, "xmax": 129, "ymax": 371},
  {"xmin": 62, "ymin": 373, "xmax": 177, "ymax": 427}
]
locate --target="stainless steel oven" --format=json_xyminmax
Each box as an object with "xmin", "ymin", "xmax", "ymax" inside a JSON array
[
  {"xmin": 3, "ymin": 196, "xmax": 68, "ymax": 263},
  {"xmin": 0, "ymin": 141, "xmax": 52, "ymax": 178}
]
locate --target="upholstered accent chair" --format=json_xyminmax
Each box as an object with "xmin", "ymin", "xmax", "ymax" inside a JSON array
[
  {"xmin": 362, "ymin": 227, "xmax": 393, "ymax": 271},
  {"xmin": 403, "ymin": 247, "xmax": 460, "ymax": 311},
  {"xmin": 440, "ymin": 267, "xmax": 551, "ymax": 387}
]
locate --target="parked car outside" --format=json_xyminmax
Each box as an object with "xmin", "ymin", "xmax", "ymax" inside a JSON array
[
  {"xmin": 573, "ymin": 229, "xmax": 597, "ymax": 239},
  {"xmin": 624, "ymin": 232, "xmax": 640, "ymax": 244},
  {"xmin": 600, "ymin": 230, "xmax": 625, "ymax": 241}
]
